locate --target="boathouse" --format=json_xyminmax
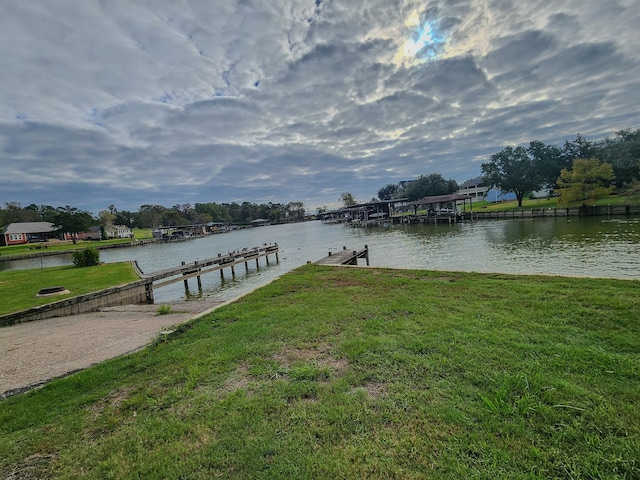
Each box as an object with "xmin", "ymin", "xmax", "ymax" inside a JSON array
[
  {"xmin": 320, "ymin": 199, "xmax": 409, "ymax": 226},
  {"xmin": 408, "ymin": 193, "xmax": 473, "ymax": 219}
]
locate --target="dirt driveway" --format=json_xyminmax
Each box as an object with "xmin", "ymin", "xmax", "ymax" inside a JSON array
[{"xmin": 0, "ymin": 300, "xmax": 223, "ymax": 399}]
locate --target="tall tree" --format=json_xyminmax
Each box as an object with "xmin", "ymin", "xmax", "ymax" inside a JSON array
[
  {"xmin": 3, "ymin": 202, "xmax": 39, "ymax": 223},
  {"xmin": 527, "ymin": 140, "xmax": 566, "ymax": 189},
  {"xmin": 377, "ymin": 183, "xmax": 399, "ymax": 201},
  {"xmin": 563, "ymin": 133, "xmax": 597, "ymax": 162},
  {"xmin": 53, "ymin": 206, "xmax": 94, "ymax": 243},
  {"xmin": 481, "ymin": 146, "xmax": 543, "ymax": 207},
  {"xmin": 98, "ymin": 209, "xmax": 116, "ymax": 227},
  {"xmin": 600, "ymin": 129, "xmax": 640, "ymax": 187},
  {"xmin": 395, "ymin": 174, "xmax": 457, "ymax": 201},
  {"xmin": 114, "ymin": 210, "xmax": 135, "ymax": 228},
  {"xmin": 556, "ymin": 158, "xmax": 615, "ymax": 205},
  {"xmin": 287, "ymin": 201, "xmax": 305, "ymax": 221},
  {"xmin": 340, "ymin": 192, "xmax": 357, "ymax": 207}
]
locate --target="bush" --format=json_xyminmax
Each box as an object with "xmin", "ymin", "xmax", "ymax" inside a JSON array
[
  {"xmin": 72, "ymin": 247, "xmax": 100, "ymax": 267},
  {"xmin": 156, "ymin": 304, "xmax": 172, "ymax": 315}
]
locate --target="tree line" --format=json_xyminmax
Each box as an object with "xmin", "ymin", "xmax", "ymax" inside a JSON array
[
  {"xmin": 358, "ymin": 129, "xmax": 639, "ymax": 208},
  {"xmin": 481, "ymin": 129, "xmax": 640, "ymax": 206},
  {"xmin": 0, "ymin": 201, "xmax": 308, "ymax": 235}
]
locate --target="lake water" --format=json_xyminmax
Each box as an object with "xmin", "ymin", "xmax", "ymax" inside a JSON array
[{"xmin": 6, "ymin": 216, "xmax": 640, "ymax": 303}]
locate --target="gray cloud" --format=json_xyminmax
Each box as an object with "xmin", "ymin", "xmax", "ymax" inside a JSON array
[{"xmin": 1, "ymin": 0, "xmax": 639, "ymax": 214}]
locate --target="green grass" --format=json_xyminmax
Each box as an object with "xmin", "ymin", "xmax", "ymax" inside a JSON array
[
  {"xmin": 0, "ymin": 262, "xmax": 140, "ymax": 315},
  {"xmin": 0, "ymin": 230, "xmax": 153, "ymax": 258},
  {"xmin": 1, "ymin": 265, "xmax": 638, "ymax": 478},
  {"xmin": 0, "ymin": 239, "xmax": 125, "ymax": 258},
  {"xmin": 473, "ymin": 194, "xmax": 630, "ymax": 212},
  {"xmin": 132, "ymin": 228, "xmax": 153, "ymax": 239}
]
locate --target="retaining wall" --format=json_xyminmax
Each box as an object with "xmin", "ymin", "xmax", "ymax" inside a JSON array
[
  {"xmin": 0, "ymin": 279, "xmax": 153, "ymax": 327},
  {"xmin": 471, "ymin": 204, "xmax": 640, "ymax": 220}
]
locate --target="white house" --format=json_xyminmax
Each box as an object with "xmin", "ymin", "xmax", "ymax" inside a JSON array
[
  {"xmin": 457, "ymin": 176, "xmax": 489, "ymax": 202},
  {"xmin": 105, "ymin": 225, "xmax": 133, "ymax": 239}
]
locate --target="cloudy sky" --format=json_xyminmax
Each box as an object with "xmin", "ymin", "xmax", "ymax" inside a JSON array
[{"xmin": 1, "ymin": 0, "xmax": 639, "ymax": 215}]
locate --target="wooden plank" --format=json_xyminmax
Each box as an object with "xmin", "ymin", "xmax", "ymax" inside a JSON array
[{"xmin": 316, "ymin": 246, "xmax": 368, "ymax": 266}]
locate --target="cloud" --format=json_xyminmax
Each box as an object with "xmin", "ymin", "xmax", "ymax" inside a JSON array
[{"xmin": 1, "ymin": 0, "xmax": 639, "ymax": 214}]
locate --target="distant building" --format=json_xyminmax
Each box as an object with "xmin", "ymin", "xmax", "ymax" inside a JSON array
[
  {"xmin": 105, "ymin": 224, "xmax": 132, "ymax": 239},
  {"xmin": 457, "ymin": 176, "xmax": 489, "ymax": 202},
  {"xmin": 251, "ymin": 219, "xmax": 270, "ymax": 227},
  {"xmin": 1, "ymin": 222, "xmax": 60, "ymax": 246},
  {"xmin": 485, "ymin": 189, "xmax": 517, "ymax": 202},
  {"xmin": 76, "ymin": 226, "xmax": 102, "ymax": 241}
]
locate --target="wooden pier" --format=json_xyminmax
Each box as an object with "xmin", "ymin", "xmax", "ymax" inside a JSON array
[
  {"xmin": 316, "ymin": 246, "xmax": 369, "ymax": 266},
  {"xmin": 136, "ymin": 244, "xmax": 279, "ymax": 300}
]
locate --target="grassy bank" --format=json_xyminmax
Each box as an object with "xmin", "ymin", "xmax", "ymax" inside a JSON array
[
  {"xmin": 0, "ymin": 230, "xmax": 153, "ymax": 259},
  {"xmin": 472, "ymin": 193, "xmax": 634, "ymax": 212},
  {"xmin": 1, "ymin": 265, "xmax": 638, "ymax": 478},
  {"xmin": 0, "ymin": 262, "xmax": 140, "ymax": 316}
]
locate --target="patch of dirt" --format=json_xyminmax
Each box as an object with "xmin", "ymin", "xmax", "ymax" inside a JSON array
[
  {"xmin": 272, "ymin": 345, "xmax": 349, "ymax": 376},
  {"xmin": 219, "ymin": 364, "xmax": 251, "ymax": 396},
  {"xmin": 361, "ymin": 381, "xmax": 387, "ymax": 398},
  {"xmin": 2, "ymin": 453, "xmax": 56, "ymax": 480}
]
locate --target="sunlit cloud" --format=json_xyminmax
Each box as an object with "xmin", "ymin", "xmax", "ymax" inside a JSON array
[{"xmin": 394, "ymin": 10, "xmax": 447, "ymax": 66}]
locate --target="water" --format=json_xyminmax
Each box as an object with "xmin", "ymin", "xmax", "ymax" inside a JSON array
[{"xmin": 5, "ymin": 217, "xmax": 640, "ymax": 303}]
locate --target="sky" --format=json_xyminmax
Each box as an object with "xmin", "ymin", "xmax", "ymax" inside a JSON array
[{"xmin": 1, "ymin": 0, "xmax": 639, "ymax": 215}]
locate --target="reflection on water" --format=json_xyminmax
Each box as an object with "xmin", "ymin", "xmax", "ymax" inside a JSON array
[{"xmin": 4, "ymin": 216, "xmax": 639, "ymax": 302}]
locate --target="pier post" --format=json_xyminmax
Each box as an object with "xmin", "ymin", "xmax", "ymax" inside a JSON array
[
  {"xmin": 145, "ymin": 282, "xmax": 154, "ymax": 304},
  {"xmin": 181, "ymin": 261, "xmax": 189, "ymax": 291},
  {"xmin": 255, "ymin": 257, "xmax": 260, "ymax": 269},
  {"xmin": 195, "ymin": 260, "xmax": 202, "ymax": 290},
  {"xmin": 231, "ymin": 264, "xmax": 236, "ymax": 278},
  {"xmin": 365, "ymin": 244, "xmax": 370, "ymax": 266}
]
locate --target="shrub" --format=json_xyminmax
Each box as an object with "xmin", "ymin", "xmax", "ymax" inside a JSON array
[
  {"xmin": 156, "ymin": 304, "xmax": 172, "ymax": 315},
  {"xmin": 72, "ymin": 247, "xmax": 100, "ymax": 267}
]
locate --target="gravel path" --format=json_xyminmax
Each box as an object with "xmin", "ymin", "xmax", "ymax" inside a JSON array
[{"xmin": 0, "ymin": 300, "xmax": 223, "ymax": 399}]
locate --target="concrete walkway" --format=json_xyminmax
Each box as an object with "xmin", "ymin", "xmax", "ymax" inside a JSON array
[{"xmin": 0, "ymin": 300, "xmax": 222, "ymax": 399}]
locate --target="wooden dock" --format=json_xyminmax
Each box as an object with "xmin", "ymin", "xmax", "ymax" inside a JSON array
[
  {"xmin": 316, "ymin": 246, "xmax": 369, "ymax": 266},
  {"xmin": 136, "ymin": 244, "xmax": 279, "ymax": 299}
]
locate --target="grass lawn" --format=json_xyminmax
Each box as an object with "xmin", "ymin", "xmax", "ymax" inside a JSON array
[
  {"xmin": 1, "ymin": 264, "xmax": 638, "ymax": 478},
  {"xmin": 0, "ymin": 230, "xmax": 153, "ymax": 259},
  {"xmin": 472, "ymin": 194, "xmax": 631, "ymax": 212},
  {"xmin": 0, "ymin": 262, "xmax": 140, "ymax": 316},
  {"xmin": 0, "ymin": 239, "xmax": 126, "ymax": 258}
]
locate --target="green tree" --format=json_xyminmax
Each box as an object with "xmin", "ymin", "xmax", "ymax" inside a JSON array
[
  {"xmin": 340, "ymin": 192, "xmax": 357, "ymax": 207},
  {"xmin": 563, "ymin": 133, "xmax": 597, "ymax": 162},
  {"xmin": 287, "ymin": 201, "xmax": 305, "ymax": 221},
  {"xmin": 527, "ymin": 140, "xmax": 566, "ymax": 189},
  {"xmin": 377, "ymin": 184, "xmax": 399, "ymax": 201},
  {"xmin": 556, "ymin": 158, "xmax": 615, "ymax": 205},
  {"xmin": 137, "ymin": 204, "xmax": 166, "ymax": 228},
  {"xmin": 481, "ymin": 146, "xmax": 544, "ymax": 207},
  {"xmin": 53, "ymin": 206, "xmax": 94, "ymax": 243},
  {"xmin": 394, "ymin": 174, "xmax": 457, "ymax": 201},
  {"xmin": 3, "ymin": 202, "xmax": 39, "ymax": 223},
  {"xmin": 98, "ymin": 209, "xmax": 116, "ymax": 227},
  {"xmin": 114, "ymin": 210, "xmax": 135, "ymax": 228},
  {"xmin": 600, "ymin": 129, "xmax": 640, "ymax": 187}
]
